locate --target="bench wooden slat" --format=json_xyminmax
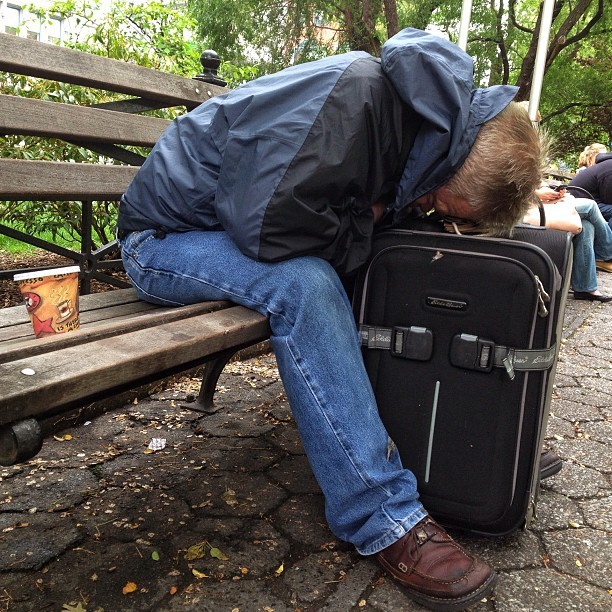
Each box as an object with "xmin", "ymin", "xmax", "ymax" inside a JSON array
[
  {"xmin": 0, "ymin": 298, "xmax": 232, "ymax": 361},
  {"xmin": 65, "ymin": 288, "xmax": 141, "ymax": 310},
  {"xmin": 0, "ymin": 94, "xmax": 169, "ymax": 145},
  {"xmin": 0, "ymin": 301, "xmax": 161, "ymax": 344},
  {"xmin": 0, "ymin": 305, "xmax": 148, "ymax": 345},
  {"xmin": 0, "ymin": 33, "xmax": 226, "ymax": 107},
  {"xmin": 0, "ymin": 288, "xmax": 141, "ymax": 328},
  {"xmin": 0, "ymin": 159, "xmax": 137, "ymax": 199},
  {"xmin": 0, "ymin": 305, "xmax": 270, "ymax": 425}
]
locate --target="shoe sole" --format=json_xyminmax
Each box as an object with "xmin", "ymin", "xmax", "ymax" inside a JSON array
[
  {"xmin": 381, "ymin": 567, "xmax": 498, "ymax": 612},
  {"xmin": 540, "ymin": 459, "xmax": 563, "ymax": 480},
  {"xmin": 573, "ymin": 295, "xmax": 612, "ymax": 302}
]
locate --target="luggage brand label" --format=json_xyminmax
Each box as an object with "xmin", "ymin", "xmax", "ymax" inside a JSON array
[{"xmin": 426, "ymin": 296, "xmax": 468, "ymax": 311}]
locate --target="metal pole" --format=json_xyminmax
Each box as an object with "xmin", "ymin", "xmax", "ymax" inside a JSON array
[
  {"xmin": 457, "ymin": 0, "xmax": 473, "ymax": 51},
  {"xmin": 528, "ymin": 0, "xmax": 555, "ymax": 122}
]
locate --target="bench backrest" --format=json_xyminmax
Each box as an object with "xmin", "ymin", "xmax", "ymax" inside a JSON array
[
  {"xmin": 0, "ymin": 33, "xmax": 227, "ymax": 287},
  {"xmin": 0, "ymin": 33, "xmax": 227, "ymax": 196}
]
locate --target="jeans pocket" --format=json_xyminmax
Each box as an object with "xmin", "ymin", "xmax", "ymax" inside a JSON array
[{"xmin": 119, "ymin": 229, "xmax": 157, "ymax": 260}]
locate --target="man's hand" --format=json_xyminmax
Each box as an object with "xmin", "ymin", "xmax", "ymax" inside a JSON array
[{"xmin": 371, "ymin": 201, "xmax": 388, "ymax": 224}]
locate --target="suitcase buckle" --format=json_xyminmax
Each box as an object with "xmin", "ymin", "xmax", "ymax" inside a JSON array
[
  {"xmin": 450, "ymin": 333, "xmax": 495, "ymax": 372},
  {"xmin": 391, "ymin": 326, "xmax": 433, "ymax": 361}
]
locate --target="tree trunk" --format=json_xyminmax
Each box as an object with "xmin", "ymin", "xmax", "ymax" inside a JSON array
[
  {"xmin": 342, "ymin": 0, "xmax": 382, "ymax": 55},
  {"xmin": 383, "ymin": 0, "xmax": 399, "ymax": 39},
  {"xmin": 514, "ymin": 0, "xmax": 603, "ymax": 99}
]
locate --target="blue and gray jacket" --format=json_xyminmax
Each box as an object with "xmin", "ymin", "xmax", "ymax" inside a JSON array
[{"xmin": 118, "ymin": 28, "xmax": 517, "ymax": 274}]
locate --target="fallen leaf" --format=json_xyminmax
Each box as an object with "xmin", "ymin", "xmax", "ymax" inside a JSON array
[
  {"xmin": 191, "ymin": 568, "xmax": 208, "ymax": 579},
  {"xmin": 210, "ymin": 547, "xmax": 229, "ymax": 561},
  {"xmin": 62, "ymin": 603, "xmax": 86, "ymax": 612},
  {"xmin": 185, "ymin": 541, "xmax": 208, "ymax": 561},
  {"xmin": 54, "ymin": 434, "xmax": 73, "ymax": 442},
  {"xmin": 221, "ymin": 488, "xmax": 238, "ymax": 506},
  {"xmin": 122, "ymin": 581, "xmax": 138, "ymax": 594},
  {"xmin": 568, "ymin": 521, "xmax": 581, "ymax": 528},
  {"xmin": 275, "ymin": 562, "xmax": 284, "ymax": 575},
  {"xmin": 575, "ymin": 559, "xmax": 583, "ymax": 567},
  {"xmin": 169, "ymin": 586, "xmax": 178, "ymax": 595},
  {"xmin": 152, "ymin": 550, "xmax": 160, "ymax": 561}
]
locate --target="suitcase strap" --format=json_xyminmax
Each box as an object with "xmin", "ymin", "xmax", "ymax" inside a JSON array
[{"xmin": 359, "ymin": 326, "xmax": 556, "ymax": 380}]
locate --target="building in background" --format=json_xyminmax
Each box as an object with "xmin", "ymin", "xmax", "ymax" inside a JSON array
[{"xmin": 0, "ymin": 0, "xmax": 69, "ymax": 43}]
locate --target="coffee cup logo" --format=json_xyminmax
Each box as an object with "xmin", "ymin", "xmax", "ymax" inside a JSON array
[
  {"xmin": 23, "ymin": 292, "xmax": 41, "ymax": 312},
  {"xmin": 14, "ymin": 266, "xmax": 81, "ymax": 338}
]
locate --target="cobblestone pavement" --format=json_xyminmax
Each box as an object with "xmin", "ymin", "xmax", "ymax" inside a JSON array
[{"xmin": 0, "ymin": 274, "xmax": 610, "ymax": 612}]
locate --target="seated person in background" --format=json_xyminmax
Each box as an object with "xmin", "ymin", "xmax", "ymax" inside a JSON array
[
  {"xmin": 569, "ymin": 158, "xmax": 612, "ymax": 225},
  {"xmin": 523, "ymin": 185, "xmax": 612, "ymax": 301},
  {"xmin": 576, "ymin": 143, "xmax": 607, "ymax": 172}
]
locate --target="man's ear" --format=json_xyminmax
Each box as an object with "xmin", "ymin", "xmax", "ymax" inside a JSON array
[{"xmin": 432, "ymin": 185, "xmax": 475, "ymax": 220}]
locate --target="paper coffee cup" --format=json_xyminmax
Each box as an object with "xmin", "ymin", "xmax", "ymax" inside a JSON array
[{"xmin": 14, "ymin": 266, "xmax": 81, "ymax": 338}]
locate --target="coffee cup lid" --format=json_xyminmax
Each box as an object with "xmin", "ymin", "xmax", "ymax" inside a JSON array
[{"xmin": 14, "ymin": 266, "xmax": 81, "ymax": 281}]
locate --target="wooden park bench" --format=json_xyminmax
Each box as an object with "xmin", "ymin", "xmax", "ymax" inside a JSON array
[{"xmin": 0, "ymin": 34, "xmax": 271, "ymax": 465}]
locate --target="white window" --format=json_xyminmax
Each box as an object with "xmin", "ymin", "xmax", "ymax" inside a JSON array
[
  {"xmin": 4, "ymin": 5, "xmax": 21, "ymax": 35},
  {"xmin": 2, "ymin": 4, "xmax": 42, "ymax": 40},
  {"xmin": 47, "ymin": 16, "xmax": 62, "ymax": 43},
  {"xmin": 26, "ymin": 19, "xmax": 41, "ymax": 41}
]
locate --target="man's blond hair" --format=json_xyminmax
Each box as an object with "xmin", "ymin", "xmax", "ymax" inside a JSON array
[{"xmin": 445, "ymin": 101, "xmax": 548, "ymax": 236}]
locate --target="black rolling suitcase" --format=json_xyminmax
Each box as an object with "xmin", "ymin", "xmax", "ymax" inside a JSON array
[{"xmin": 352, "ymin": 223, "xmax": 572, "ymax": 535}]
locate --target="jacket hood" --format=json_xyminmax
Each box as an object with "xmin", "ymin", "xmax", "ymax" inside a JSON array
[
  {"xmin": 595, "ymin": 152, "xmax": 612, "ymax": 164},
  {"xmin": 381, "ymin": 28, "xmax": 518, "ymax": 209}
]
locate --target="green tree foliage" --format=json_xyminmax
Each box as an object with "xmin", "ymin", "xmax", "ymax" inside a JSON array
[
  {"xmin": 188, "ymin": 0, "xmax": 610, "ymax": 166},
  {"xmin": 441, "ymin": 0, "xmax": 610, "ymax": 165},
  {"xmin": 187, "ymin": 0, "xmax": 402, "ymax": 71}
]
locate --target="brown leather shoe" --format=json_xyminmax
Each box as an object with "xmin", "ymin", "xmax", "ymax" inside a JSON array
[{"xmin": 376, "ymin": 516, "xmax": 496, "ymax": 611}]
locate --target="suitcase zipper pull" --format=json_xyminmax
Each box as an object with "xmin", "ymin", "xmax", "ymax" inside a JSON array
[{"xmin": 535, "ymin": 276, "xmax": 550, "ymax": 317}]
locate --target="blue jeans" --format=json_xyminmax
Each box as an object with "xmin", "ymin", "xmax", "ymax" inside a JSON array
[
  {"xmin": 119, "ymin": 229, "xmax": 426, "ymax": 554},
  {"xmin": 596, "ymin": 202, "xmax": 612, "ymax": 229},
  {"xmin": 572, "ymin": 199, "xmax": 612, "ymax": 292}
]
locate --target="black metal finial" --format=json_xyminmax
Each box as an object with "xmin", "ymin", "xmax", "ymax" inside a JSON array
[{"xmin": 194, "ymin": 50, "xmax": 227, "ymax": 86}]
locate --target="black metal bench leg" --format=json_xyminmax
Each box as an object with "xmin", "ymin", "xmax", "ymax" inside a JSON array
[
  {"xmin": 0, "ymin": 419, "xmax": 43, "ymax": 466},
  {"xmin": 184, "ymin": 349, "xmax": 238, "ymax": 414}
]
